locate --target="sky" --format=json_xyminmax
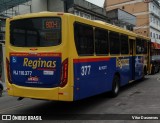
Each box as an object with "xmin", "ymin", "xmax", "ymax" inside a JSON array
[{"xmin": 85, "ymin": 0, "xmax": 105, "ymax": 7}]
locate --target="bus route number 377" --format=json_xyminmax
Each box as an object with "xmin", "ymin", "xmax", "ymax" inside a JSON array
[{"xmin": 81, "ymin": 65, "xmax": 91, "ymax": 76}]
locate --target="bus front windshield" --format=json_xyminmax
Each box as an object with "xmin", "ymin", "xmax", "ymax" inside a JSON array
[{"xmin": 10, "ymin": 17, "xmax": 61, "ymax": 47}]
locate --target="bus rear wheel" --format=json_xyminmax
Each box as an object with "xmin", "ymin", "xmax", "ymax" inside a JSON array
[{"xmin": 111, "ymin": 75, "xmax": 120, "ymax": 97}]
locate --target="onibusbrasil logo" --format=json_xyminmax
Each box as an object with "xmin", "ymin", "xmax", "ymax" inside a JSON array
[{"xmin": 1, "ymin": 115, "xmax": 42, "ymax": 121}]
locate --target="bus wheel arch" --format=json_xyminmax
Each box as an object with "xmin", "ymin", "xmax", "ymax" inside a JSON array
[{"xmin": 110, "ymin": 72, "xmax": 120, "ymax": 97}]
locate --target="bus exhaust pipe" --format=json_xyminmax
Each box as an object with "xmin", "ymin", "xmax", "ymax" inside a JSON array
[{"xmin": 17, "ymin": 97, "xmax": 24, "ymax": 101}]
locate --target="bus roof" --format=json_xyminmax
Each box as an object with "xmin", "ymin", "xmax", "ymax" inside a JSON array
[
  {"xmin": 8, "ymin": 11, "xmax": 150, "ymax": 41},
  {"xmin": 136, "ymin": 34, "xmax": 150, "ymax": 41}
]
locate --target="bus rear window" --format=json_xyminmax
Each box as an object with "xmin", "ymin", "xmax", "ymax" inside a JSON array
[{"xmin": 10, "ymin": 17, "xmax": 61, "ymax": 47}]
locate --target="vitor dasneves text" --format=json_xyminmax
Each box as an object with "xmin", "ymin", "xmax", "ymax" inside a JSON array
[{"xmin": 132, "ymin": 115, "xmax": 158, "ymax": 120}]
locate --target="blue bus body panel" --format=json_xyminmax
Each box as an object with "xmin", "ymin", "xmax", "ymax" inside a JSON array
[
  {"xmin": 73, "ymin": 57, "xmax": 133, "ymax": 101},
  {"xmin": 135, "ymin": 56, "xmax": 144, "ymax": 80},
  {"xmin": 10, "ymin": 53, "xmax": 61, "ymax": 88}
]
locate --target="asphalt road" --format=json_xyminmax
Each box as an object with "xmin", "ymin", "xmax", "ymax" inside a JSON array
[{"xmin": 0, "ymin": 73, "xmax": 160, "ymax": 123}]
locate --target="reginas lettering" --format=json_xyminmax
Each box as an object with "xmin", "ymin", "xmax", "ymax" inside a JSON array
[{"xmin": 23, "ymin": 58, "xmax": 56, "ymax": 69}]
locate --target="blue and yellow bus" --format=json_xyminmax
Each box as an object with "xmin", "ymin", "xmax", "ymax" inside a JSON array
[{"xmin": 5, "ymin": 12, "xmax": 150, "ymax": 101}]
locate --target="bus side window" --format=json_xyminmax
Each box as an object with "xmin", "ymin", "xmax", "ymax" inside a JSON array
[
  {"xmin": 74, "ymin": 23, "xmax": 94, "ymax": 56},
  {"xmin": 136, "ymin": 38, "xmax": 142, "ymax": 54},
  {"xmin": 109, "ymin": 31, "xmax": 120, "ymax": 55},
  {"xmin": 95, "ymin": 28, "xmax": 108, "ymax": 55},
  {"xmin": 142, "ymin": 40, "xmax": 147, "ymax": 54},
  {"xmin": 121, "ymin": 34, "xmax": 129, "ymax": 54}
]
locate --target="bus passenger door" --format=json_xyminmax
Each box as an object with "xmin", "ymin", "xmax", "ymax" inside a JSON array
[{"xmin": 129, "ymin": 39, "xmax": 135, "ymax": 80}]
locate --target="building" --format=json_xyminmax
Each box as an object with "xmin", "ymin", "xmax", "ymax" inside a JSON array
[
  {"xmin": 106, "ymin": 8, "xmax": 136, "ymax": 31},
  {"xmin": 0, "ymin": 0, "xmax": 141, "ymax": 42},
  {"xmin": 0, "ymin": 0, "xmax": 137, "ymax": 30},
  {"xmin": 105, "ymin": 0, "xmax": 160, "ymax": 44},
  {"xmin": 32, "ymin": 0, "xmax": 108, "ymax": 22},
  {"xmin": 31, "ymin": 0, "xmax": 135, "ymax": 30},
  {"xmin": 0, "ymin": 0, "xmax": 109, "ymax": 40},
  {"xmin": 0, "ymin": 0, "xmax": 32, "ymax": 40}
]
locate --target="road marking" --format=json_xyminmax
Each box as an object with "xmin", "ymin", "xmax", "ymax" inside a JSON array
[{"xmin": 0, "ymin": 104, "xmax": 24, "ymax": 113}]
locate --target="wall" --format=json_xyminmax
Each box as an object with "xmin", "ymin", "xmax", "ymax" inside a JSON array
[
  {"xmin": 17, "ymin": 2, "xmax": 32, "ymax": 14},
  {"xmin": 48, "ymin": 0, "xmax": 64, "ymax": 12},
  {"xmin": 105, "ymin": 0, "xmax": 149, "ymax": 14},
  {"xmin": 134, "ymin": 27, "xmax": 149, "ymax": 37},
  {"xmin": 106, "ymin": 0, "xmax": 132, "ymax": 7},
  {"xmin": 31, "ymin": 0, "xmax": 64, "ymax": 13},
  {"xmin": 31, "ymin": 0, "xmax": 47, "ymax": 13},
  {"xmin": 136, "ymin": 14, "xmax": 149, "ymax": 27}
]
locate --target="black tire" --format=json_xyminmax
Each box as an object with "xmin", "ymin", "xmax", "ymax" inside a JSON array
[{"xmin": 111, "ymin": 75, "xmax": 120, "ymax": 97}]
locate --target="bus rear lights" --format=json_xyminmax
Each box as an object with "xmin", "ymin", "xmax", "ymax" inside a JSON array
[{"xmin": 60, "ymin": 58, "xmax": 68, "ymax": 87}]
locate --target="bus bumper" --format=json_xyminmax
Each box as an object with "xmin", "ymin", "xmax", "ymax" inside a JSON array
[{"xmin": 7, "ymin": 84, "xmax": 73, "ymax": 101}]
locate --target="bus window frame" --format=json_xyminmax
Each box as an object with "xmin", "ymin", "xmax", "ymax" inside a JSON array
[
  {"xmin": 74, "ymin": 22, "xmax": 94, "ymax": 56},
  {"xmin": 120, "ymin": 34, "xmax": 129, "ymax": 55},
  {"xmin": 94, "ymin": 27, "xmax": 109, "ymax": 56},
  {"xmin": 109, "ymin": 31, "xmax": 120, "ymax": 56}
]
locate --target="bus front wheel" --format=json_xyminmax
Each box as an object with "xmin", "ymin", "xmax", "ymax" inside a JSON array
[{"xmin": 111, "ymin": 75, "xmax": 120, "ymax": 97}]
